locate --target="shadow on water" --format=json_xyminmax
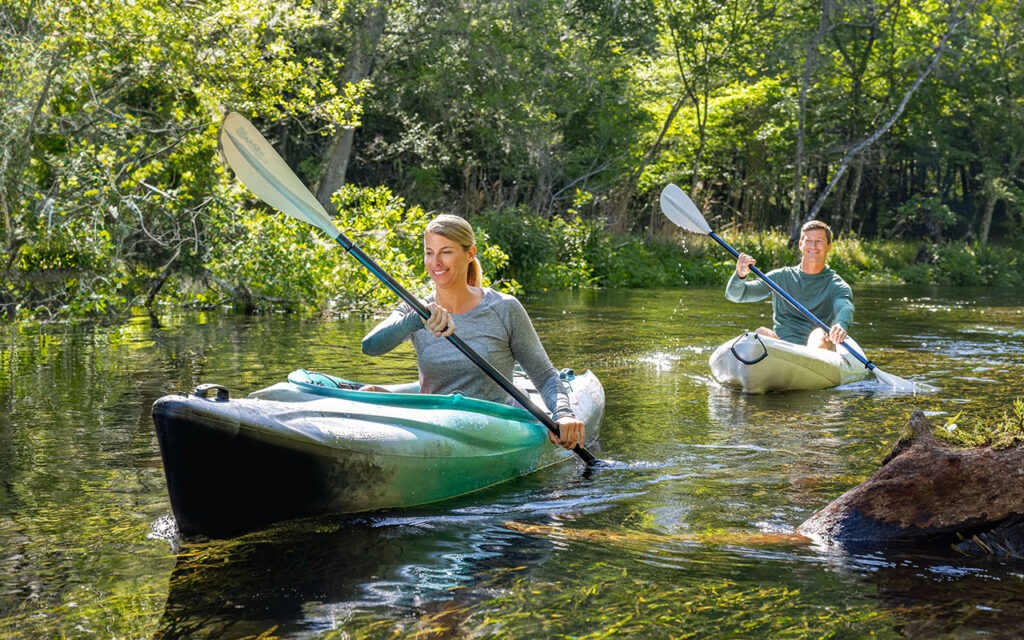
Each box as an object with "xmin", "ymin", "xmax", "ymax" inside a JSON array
[
  {"xmin": 808, "ymin": 543, "xmax": 1024, "ymax": 638},
  {"xmin": 156, "ymin": 517, "xmax": 439, "ymax": 638}
]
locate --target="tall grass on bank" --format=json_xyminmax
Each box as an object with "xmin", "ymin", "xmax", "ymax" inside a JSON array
[{"xmin": 479, "ymin": 209, "xmax": 1022, "ymax": 294}]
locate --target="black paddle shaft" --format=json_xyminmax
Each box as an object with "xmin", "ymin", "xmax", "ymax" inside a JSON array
[{"xmin": 331, "ymin": 232, "xmax": 601, "ymax": 466}]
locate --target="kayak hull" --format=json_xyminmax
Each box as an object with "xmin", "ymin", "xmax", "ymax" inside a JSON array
[
  {"xmin": 152, "ymin": 369, "xmax": 603, "ymax": 538},
  {"xmin": 709, "ymin": 332, "xmax": 869, "ymax": 394}
]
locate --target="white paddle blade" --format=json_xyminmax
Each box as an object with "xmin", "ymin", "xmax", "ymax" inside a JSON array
[
  {"xmin": 219, "ymin": 112, "xmax": 340, "ymax": 238},
  {"xmin": 873, "ymin": 367, "xmax": 938, "ymax": 394},
  {"xmin": 659, "ymin": 184, "xmax": 712, "ymax": 235}
]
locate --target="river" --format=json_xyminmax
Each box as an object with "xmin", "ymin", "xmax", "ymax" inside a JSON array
[{"xmin": 1, "ymin": 284, "xmax": 1023, "ymax": 638}]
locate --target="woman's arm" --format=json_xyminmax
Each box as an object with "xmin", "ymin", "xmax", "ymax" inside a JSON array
[
  {"xmin": 504, "ymin": 298, "xmax": 573, "ymax": 420},
  {"xmin": 361, "ymin": 305, "xmax": 423, "ymax": 356}
]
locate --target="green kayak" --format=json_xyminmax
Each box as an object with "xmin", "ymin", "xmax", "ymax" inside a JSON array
[{"xmin": 152, "ymin": 368, "xmax": 604, "ymax": 538}]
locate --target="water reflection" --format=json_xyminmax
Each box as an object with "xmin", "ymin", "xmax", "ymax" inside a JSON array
[
  {"xmin": 706, "ymin": 384, "xmax": 860, "ymax": 426},
  {"xmin": 850, "ymin": 549, "xmax": 1024, "ymax": 638},
  {"xmin": 156, "ymin": 516, "xmax": 526, "ymax": 638},
  {"xmin": 155, "ymin": 485, "xmax": 618, "ymax": 639}
]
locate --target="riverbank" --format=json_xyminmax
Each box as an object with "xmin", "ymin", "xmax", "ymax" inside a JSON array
[{"xmin": 3, "ymin": 203, "xmax": 1021, "ymax": 323}]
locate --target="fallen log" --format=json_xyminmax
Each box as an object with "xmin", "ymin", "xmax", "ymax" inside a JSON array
[{"xmin": 798, "ymin": 410, "xmax": 1024, "ymax": 554}]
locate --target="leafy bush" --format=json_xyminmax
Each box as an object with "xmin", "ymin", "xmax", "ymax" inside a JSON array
[
  {"xmin": 974, "ymin": 243, "xmax": 1020, "ymax": 284},
  {"xmin": 878, "ymin": 194, "xmax": 957, "ymax": 242},
  {"xmin": 897, "ymin": 263, "xmax": 935, "ymax": 285},
  {"xmin": 932, "ymin": 244, "xmax": 987, "ymax": 286},
  {"xmin": 595, "ymin": 235, "xmax": 724, "ymax": 288},
  {"xmin": 202, "ymin": 212, "xmax": 336, "ymax": 312},
  {"xmin": 7, "ymin": 193, "xmax": 1024, "ymax": 322},
  {"xmin": 828, "ymin": 235, "xmax": 881, "ymax": 284},
  {"xmin": 198, "ymin": 185, "xmax": 523, "ymax": 314},
  {"xmin": 473, "ymin": 210, "xmax": 725, "ymax": 290},
  {"xmin": 6, "ymin": 217, "xmax": 129, "ymax": 320},
  {"xmin": 474, "ymin": 208, "xmax": 600, "ymax": 291}
]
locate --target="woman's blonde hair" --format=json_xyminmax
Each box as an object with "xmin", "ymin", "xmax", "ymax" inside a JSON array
[{"xmin": 425, "ymin": 214, "xmax": 483, "ymax": 286}]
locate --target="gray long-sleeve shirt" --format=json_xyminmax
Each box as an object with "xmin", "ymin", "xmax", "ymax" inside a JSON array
[
  {"xmin": 361, "ymin": 288, "xmax": 574, "ymax": 420},
  {"xmin": 726, "ymin": 265, "xmax": 854, "ymax": 344}
]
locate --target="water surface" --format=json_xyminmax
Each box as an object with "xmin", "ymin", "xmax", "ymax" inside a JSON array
[{"xmin": 1, "ymin": 285, "xmax": 1023, "ymax": 638}]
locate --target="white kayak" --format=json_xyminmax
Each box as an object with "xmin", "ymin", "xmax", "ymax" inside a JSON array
[{"xmin": 709, "ymin": 332, "xmax": 869, "ymax": 393}]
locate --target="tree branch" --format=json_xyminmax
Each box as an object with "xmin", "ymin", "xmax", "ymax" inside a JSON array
[{"xmin": 804, "ymin": 0, "xmax": 975, "ymax": 224}]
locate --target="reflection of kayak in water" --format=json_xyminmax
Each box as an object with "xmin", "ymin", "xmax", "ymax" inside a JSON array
[
  {"xmin": 152, "ymin": 368, "xmax": 604, "ymax": 538},
  {"xmin": 156, "ymin": 516, "xmax": 536, "ymax": 639},
  {"xmin": 156, "ymin": 522, "xmax": 407, "ymax": 638},
  {"xmin": 709, "ymin": 332, "xmax": 869, "ymax": 394}
]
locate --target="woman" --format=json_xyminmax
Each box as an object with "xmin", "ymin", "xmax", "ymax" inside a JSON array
[{"xmin": 360, "ymin": 214, "xmax": 585, "ymax": 451}]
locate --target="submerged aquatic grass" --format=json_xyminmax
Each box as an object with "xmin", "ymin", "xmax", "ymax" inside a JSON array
[{"xmin": 321, "ymin": 562, "xmax": 895, "ymax": 639}]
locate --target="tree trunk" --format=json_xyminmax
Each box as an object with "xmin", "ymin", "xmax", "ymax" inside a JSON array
[
  {"xmin": 627, "ymin": 96, "xmax": 684, "ymax": 235},
  {"xmin": 838, "ymin": 156, "xmax": 863, "ymax": 235},
  {"xmin": 978, "ymin": 181, "xmax": 998, "ymax": 245},
  {"xmin": 145, "ymin": 246, "xmax": 181, "ymax": 328},
  {"xmin": 314, "ymin": 1, "xmax": 388, "ymax": 209},
  {"xmin": 790, "ymin": 0, "xmax": 834, "ymax": 240}
]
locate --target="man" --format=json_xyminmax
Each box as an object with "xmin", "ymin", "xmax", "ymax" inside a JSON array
[{"xmin": 726, "ymin": 220, "xmax": 852, "ymax": 350}]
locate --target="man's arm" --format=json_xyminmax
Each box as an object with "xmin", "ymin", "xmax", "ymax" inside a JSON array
[{"xmin": 726, "ymin": 271, "xmax": 772, "ymax": 303}]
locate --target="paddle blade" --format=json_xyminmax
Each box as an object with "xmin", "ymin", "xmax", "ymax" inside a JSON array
[
  {"xmin": 872, "ymin": 367, "xmax": 938, "ymax": 394},
  {"xmin": 219, "ymin": 112, "xmax": 340, "ymax": 238},
  {"xmin": 660, "ymin": 184, "xmax": 712, "ymax": 234}
]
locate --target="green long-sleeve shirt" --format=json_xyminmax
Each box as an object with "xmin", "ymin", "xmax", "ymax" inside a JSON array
[{"xmin": 725, "ymin": 265, "xmax": 854, "ymax": 344}]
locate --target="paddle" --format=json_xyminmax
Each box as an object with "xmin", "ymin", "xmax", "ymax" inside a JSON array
[
  {"xmin": 659, "ymin": 183, "xmax": 931, "ymax": 393},
  {"xmin": 218, "ymin": 111, "xmax": 602, "ymax": 466}
]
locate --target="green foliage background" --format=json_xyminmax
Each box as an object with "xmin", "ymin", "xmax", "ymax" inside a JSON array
[{"xmin": 2, "ymin": 0, "xmax": 1023, "ymax": 321}]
